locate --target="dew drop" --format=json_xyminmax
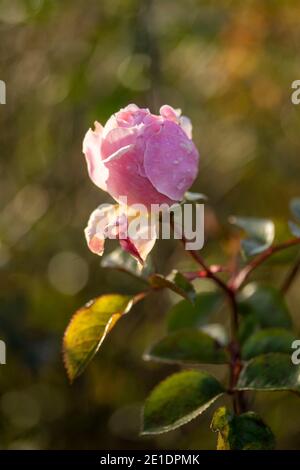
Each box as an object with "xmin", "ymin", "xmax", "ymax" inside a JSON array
[{"xmin": 177, "ymin": 178, "xmax": 187, "ymax": 190}]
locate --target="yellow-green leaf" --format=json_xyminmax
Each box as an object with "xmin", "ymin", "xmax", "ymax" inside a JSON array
[
  {"xmin": 63, "ymin": 294, "xmax": 134, "ymax": 381},
  {"xmin": 211, "ymin": 407, "xmax": 275, "ymax": 450}
]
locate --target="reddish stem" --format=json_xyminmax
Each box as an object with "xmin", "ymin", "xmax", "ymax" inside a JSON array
[
  {"xmin": 185, "ymin": 246, "xmax": 244, "ymax": 413},
  {"xmin": 183, "ymin": 265, "xmax": 230, "ymax": 281},
  {"xmin": 230, "ymin": 237, "xmax": 300, "ymax": 291},
  {"xmin": 185, "ymin": 249, "xmax": 232, "ymax": 294},
  {"xmin": 281, "ymin": 256, "xmax": 300, "ymax": 294}
]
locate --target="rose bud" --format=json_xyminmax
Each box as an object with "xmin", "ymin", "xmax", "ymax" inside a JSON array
[{"xmin": 83, "ymin": 104, "xmax": 199, "ymax": 263}]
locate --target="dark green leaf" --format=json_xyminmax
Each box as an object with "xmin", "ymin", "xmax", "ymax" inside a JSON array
[
  {"xmin": 237, "ymin": 283, "xmax": 292, "ymax": 330},
  {"xmin": 144, "ymin": 329, "xmax": 229, "ymax": 365},
  {"xmin": 149, "ymin": 270, "xmax": 196, "ymax": 303},
  {"xmin": 242, "ymin": 328, "xmax": 296, "ymax": 360},
  {"xmin": 142, "ymin": 370, "xmax": 224, "ymax": 434},
  {"xmin": 236, "ymin": 353, "xmax": 300, "ymax": 393},
  {"xmin": 168, "ymin": 291, "xmax": 222, "ymax": 332},
  {"xmin": 200, "ymin": 323, "xmax": 228, "ymax": 346},
  {"xmin": 63, "ymin": 294, "xmax": 134, "ymax": 381},
  {"xmin": 238, "ymin": 315, "xmax": 260, "ymax": 344},
  {"xmin": 101, "ymin": 247, "xmax": 153, "ymax": 279},
  {"xmin": 211, "ymin": 407, "xmax": 275, "ymax": 450},
  {"xmin": 230, "ymin": 216, "xmax": 275, "ymax": 256},
  {"xmin": 290, "ymin": 198, "xmax": 300, "ymax": 222},
  {"xmin": 288, "ymin": 221, "xmax": 300, "ymax": 238}
]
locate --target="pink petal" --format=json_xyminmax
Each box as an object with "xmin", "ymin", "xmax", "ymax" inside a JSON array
[
  {"xmin": 123, "ymin": 103, "xmax": 139, "ymax": 112},
  {"xmin": 144, "ymin": 120, "xmax": 199, "ymax": 201},
  {"xmin": 101, "ymin": 126, "xmax": 170, "ymax": 206},
  {"xmin": 84, "ymin": 204, "xmax": 116, "ymax": 255},
  {"xmin": 159, "ymin": 105, "xmax": 180, "ymax": 122},
  {"xmin": 85, "ymin": 204, "xmax": 157, "ymax": 263},
  {"xmin": 104, "ymin": 147, "xmax": 174, "ymax": 207},
  {"xmin": 102, "ymin": 114, "xmax": 118, "ymax": 137},
  {"xmin": 126, "ymin": 212, "xmax": 157, "ymax": 263},
  {"xmin": 82, "ymin": 122, "xmax": 108, "ymax": 191},
  {"xmin": 101, "ymin": 127, "xmax": 136, "ymax": 159},
  {"xmin": 116, "ymin": 104, "xmax": 149, "ymax": 127},
  {"xmin": 119, "ymin": 238, "xmax": 144, "ymax": 265},
  {"xmin": 179, "ymin": 115, "xmax": 193, "ymax": 138},
  {"xmin": 89, "ymin": 236, "xmax": 105, "ymax": 255},
  {"xmin": 102, "ymin": 144, "xmax": 134, "ymax": 164}
]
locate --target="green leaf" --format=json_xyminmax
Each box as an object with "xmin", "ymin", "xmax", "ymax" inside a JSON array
[
  {"xmin": 168, "ymin": 291, "xmax": 222, "ymax": 332},
  {"xmin": 144, "ymin": 329, "xmax": 229, "ymax": 365},
  {"xmin": 242, "ymin": 328, "xmax": 296, "ymax": 360},
  {"xmin": 184, "ymin": 191, "xmax": 208, "ymax": 202},
  {"xmin": 238, "ymin": 285, "xmax": 293, "ymax": 343},
  {"xmin": 229, "ymin": 216, "xmax": 275, "ymax": 256},
  {"xmin": 63, "ymin": 294, "xmax": 134, "ymax": 381},
  {"xmin": 200, "ymin": 323, "xmax": 228, "ymax": 346},
  {"xmin": 101, "ymin": 247, "xmax": 153, "ymax": 280},
  {"xmin": 149, "ymin": 270, "xmax": 196, "ymax": 303},
  {"xmin": 290, "ymin": 198, "xmax": 300, "ymax": 222},
  {"xmin": 238, "ymin": 315, "xmax": 260, "ymax": 344},
  {"xmin": 236, "ymin": 353, "xmax": 300, "ymax": 393},
  {"xmin": 142, "ymin": 370, "xmax": 225, "ymax": 434},
  {"xmin": 211, "ymin": 407, "xmax": 275, "ymax": 450},
  {"xmin": 288, "ymin": 221, "xmax": 300, "ymax": 238},
  {"xmin": 237, "ymin": 283, "xmax": 292, "ymax": 330}
]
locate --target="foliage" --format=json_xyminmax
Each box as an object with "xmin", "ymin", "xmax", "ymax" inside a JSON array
[
  {"xmin": 144, "ymin": 329, "xmax": 229, "ymax": 365},
  {"xmin": 230, "ymin": 217, "xmax": 275, "ymax": 257},
  {"xmin": 167, "ymin": 292, "xmax": 223, "ymax": 332},
  {"xmin": 63, "ymin": 196, "xmax": 300, "ymax": 450},
  {"xmin": 63, "ymin": 294, "xmax": 135, "ymax": 381},
  {"xmin": 2, "ymin": 0, "xmax": 300, "ymax": 451},
  {"xmin": 211, "ymin": 407, "xmax": 275, "ymax": 450},
  {"xmin": 142, "ymin": 370, "xmax": 224, "ymax": 434},
  {"xmin": 236, "ymin": 353, "xmax": 300, "ymax": 393}
]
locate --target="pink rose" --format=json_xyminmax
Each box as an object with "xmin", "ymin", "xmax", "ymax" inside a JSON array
[
  {"xmin": 83, "ymin": 104, "xmax": 199, "ymax": 207},
  {"xmin": 83, "ymin": 104, "xmax": 199, "ymax": 263}
]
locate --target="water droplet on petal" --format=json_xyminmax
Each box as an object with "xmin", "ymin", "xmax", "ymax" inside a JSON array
[{"xmin": 177, "ymin": 178, "xmax": 187, "ymax": 190}]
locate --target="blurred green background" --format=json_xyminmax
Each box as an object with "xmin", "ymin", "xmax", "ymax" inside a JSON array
[{"xmin": 0, "ymin": 0, "xmax": 300, "ymax": 450}]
